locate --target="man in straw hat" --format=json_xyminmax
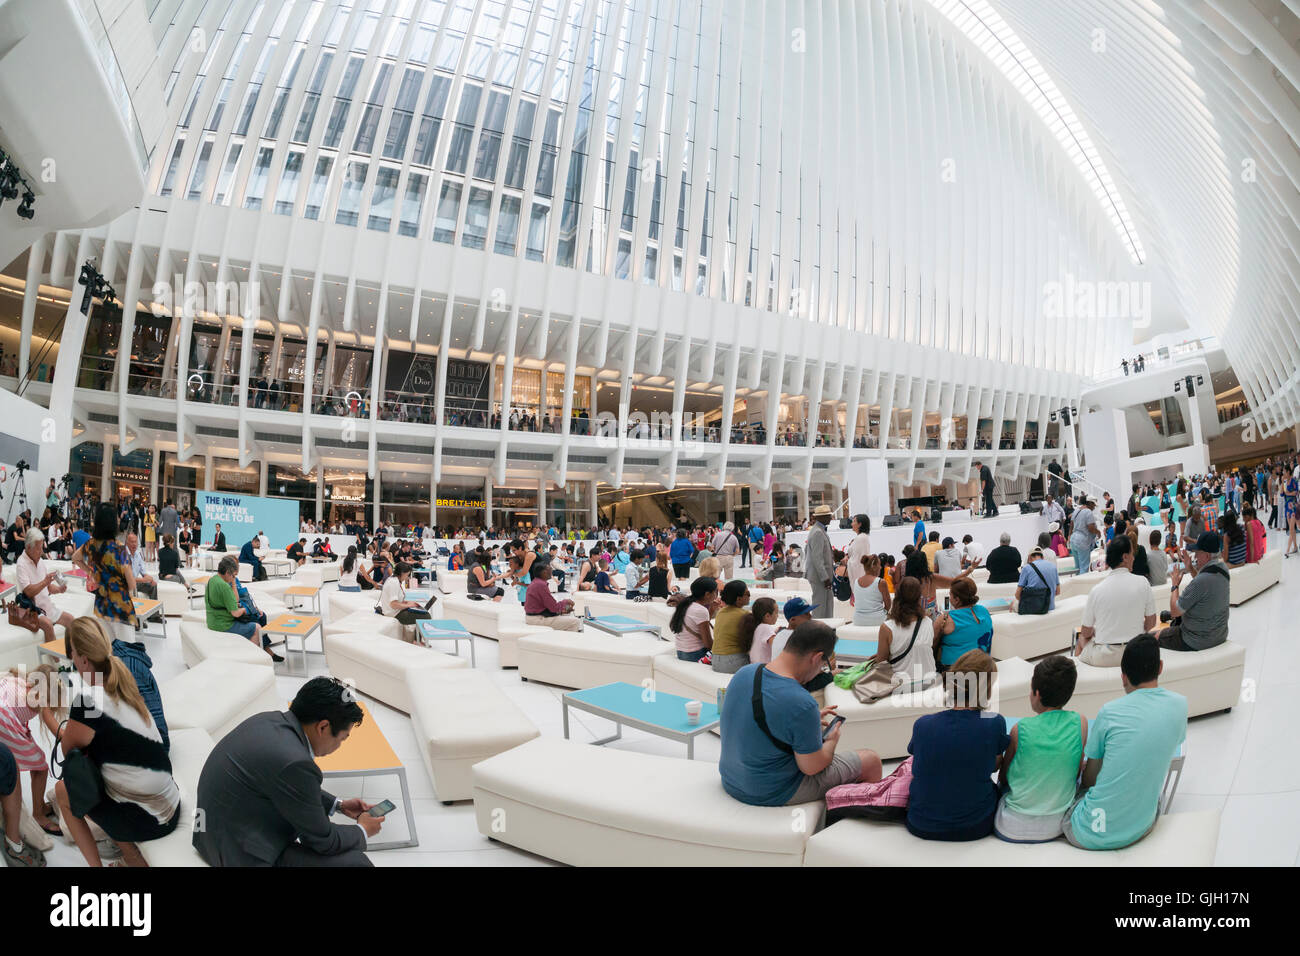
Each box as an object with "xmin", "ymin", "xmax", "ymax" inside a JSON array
[{"xmin": 804, "ymin": 504, "xmax": 835, "ymax": 619}]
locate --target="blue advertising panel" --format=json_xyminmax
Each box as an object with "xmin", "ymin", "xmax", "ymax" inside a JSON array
[{"xmin": 198, "ymin": 492, "xmax": 299, "ymax": 550}]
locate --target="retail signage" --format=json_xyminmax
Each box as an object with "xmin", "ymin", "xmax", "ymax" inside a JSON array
[{"xmin": 198, "ymin": 491, "xmax": 299, "ymax": 549}]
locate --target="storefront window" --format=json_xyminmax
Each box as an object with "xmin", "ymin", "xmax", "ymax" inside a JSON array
[
  {"xmin": 269, "ymin": 464, "xmax": 317, "ymax": 522},
  {"xmin": 161, "ymin": 451, "xmax": 205, "ymax": 512},
  {"xmin": 69, "ymin": 441, "xmax": 104, "ymax": 501},
  {"xmin": 111, "ymin": 449, "xmax": 153, "ymax": 504},
  {"xmin": 492, "ymin": 486, "xmax": 538, "ymax": 532},
  {"xmin": 212, "ymin": 457, "xmax": 259, "ymax": 494},
  {"xmin": 545, "ymin": 480, "xmax": 590, "ymax": 532},
  {"xmin": 323, "ymin": 467, "xmax": 372, "ymax": 527},
  {"xmin": 434, "ymin": 481, "xmax": 485, "ymax": 534}
]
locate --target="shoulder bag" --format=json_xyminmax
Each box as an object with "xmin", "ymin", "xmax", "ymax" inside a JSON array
[
  {"xmin": 751, "ymin": 665, "xmax": 794, "ymax": 754},
  {"xmin": 50, "ymin": 719, "xmax": 105, "ymax": 818},
  {"xmin": 852, "ymin": 618, "xmax": 923, "ymax": 703},
  {"xmin": 1017, "ymin": 563, "xmax": 1051, "ymax": 615}
]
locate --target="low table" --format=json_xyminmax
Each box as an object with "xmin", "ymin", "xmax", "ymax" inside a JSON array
[
  {"xmin": 835, "ymin": 638, "xmax": 878, "ymax": 663},
  {"xmin": 415, "ymin": 618, "xmax": 476, "ymax": 666},
  {"xmin": 284, "ymin": 585, "xmax": 322, "ymax": 613},
  {"xmin": 583, "ymin": 612, "xmax": 661, "ymax": 639},
  {"xmin": 37, "ymin": 639, "xmax": 67, "ymax": 664},
  {"xmin": 264, "ymin": 613, "xmax": 324, "ymax": 675},
  {"xmin": 133, "ymin": 597, "xmax": 167, "ymax": 639},
  {"xmin": 980, "ymin": 598, "xmax": 1013, "ymax": 615},
  {"xmin": 562, "ymin": 681, "xmax": 720, "ymax": 759},
  {"xmin": 186, "ymin": 575, "xmax": 211, "ymax": 607},
  {"xmin": 0, "ymin": 582, "xmax": 13, "ymax": 602},
  {"xmin": 314, "ymin": 701, "xmax": 417, "ymax": 850}
]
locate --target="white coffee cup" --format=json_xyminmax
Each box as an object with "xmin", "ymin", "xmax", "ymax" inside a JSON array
[{"xmin": 685, "ymin": 700, "xmax": 702, "ymax": 725}]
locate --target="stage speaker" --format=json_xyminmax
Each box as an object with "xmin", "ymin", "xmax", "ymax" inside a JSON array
[
  {"xmin": 930, "ymin": 508, "xmax": 942, "ymax": 523},
  {"xmin": 838, "ymin": 518, "xmax": 853, "ymax": 530},
  {"xmin": 1019, "ymin": 501, "xmax": 1040, "ymax": 514},
  {"xmin": 882, "ymin": 514, "xmax": 904, "ymax": 527}
]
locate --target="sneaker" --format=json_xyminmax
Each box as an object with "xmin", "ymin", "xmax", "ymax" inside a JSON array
[
  {"xmin": 3, "ymin": 840, "xmax": 46, "ymax": 868},
  {"xmin": 270, "ymin": 651, "xmax": 285, "ymax": 663}
]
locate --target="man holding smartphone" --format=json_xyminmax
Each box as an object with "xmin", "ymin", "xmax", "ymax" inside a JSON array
[
  {"xmin": 718, "ymin": 621, "xmax": 883, "ymax": 806},
  {"xmin": 193, "ymin": 677, "xmax": 384, "ymax": 866}
]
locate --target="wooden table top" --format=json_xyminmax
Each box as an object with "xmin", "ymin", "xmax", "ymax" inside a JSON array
[
  {"xmin": 264, "ymin": 613, "xmax": 322, "ymax": 635},
  {"xmin": 39, "ymin": 639, "xmax": 68, "ymax": 659},
  {"xmin": 284, "ymin": 585, "xmax": 321, "ymax": 596},
  {"xmin": 315, "ymin": 702, "xmax": 402, "ymax": 773},
  {"xmin": 132, "ymin": 598, "xmax": 162, "ymax": 616}
]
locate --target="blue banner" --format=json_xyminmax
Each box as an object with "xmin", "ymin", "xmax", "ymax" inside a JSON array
[{"xmin": 198, "ymin": 492, "xmax": 299, "ymax": 551}]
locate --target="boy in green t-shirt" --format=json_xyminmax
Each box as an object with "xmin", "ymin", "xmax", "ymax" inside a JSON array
[{"xmin": 994, "ymin": 656, "xmax": 1086, "ymax": 843}]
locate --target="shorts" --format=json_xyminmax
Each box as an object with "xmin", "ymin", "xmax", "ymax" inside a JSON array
[
  {"xmin": 338, "ymin": 585, "xmax": 361, "ymax": 592},
  {"xmin": 676, "ymin": 648, "xmax": 708, "ymax": 663},
  {"xmin": 1060, "ymin": 793, "xmax": 1156, "ymax": 849},
  {"xmin": 787, "ymin": 751, "xmax": 865, "ymax": 805},
  {"xmin": 711, "ymin": 652, "xmax": 750, "ymax": 674},
  {"xmin": 0, "ymin": 741, "xmax": 16, "ymax": 796},
  {"xmin": 227, "ymin": 620, "xmax": 259, "ymax": 640},
  {"xmin": 1156, "ymin": 625, "xmax": 1194, "ymax": 652},
  {"xmin": 1076, "ymin": 640, "xmax": 1126, "ymax": 667},
  {"xmin": 993, "ymin": 796, "xmax": 1067, "ymax": 843},
  {"xmin": 87, "ymin": 797, "xmax": 181, "ymax": 844}
]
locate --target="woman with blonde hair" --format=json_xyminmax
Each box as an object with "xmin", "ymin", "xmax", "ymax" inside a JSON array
[
  {"xmin": 52, "ymin": 617, "xmax": 179, "ymax": 867},
  {"xmin": 697, "ymin": 555, "xmax": 722, "ymax": 581}
]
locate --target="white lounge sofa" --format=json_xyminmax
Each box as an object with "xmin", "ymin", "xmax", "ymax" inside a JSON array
[
  {"xmin": 179, "ymin": 620, "xmax": 274, "ymax": 668},
  {"xmin": 0, "ymin": 622, "xmax": 41, "ymax": 670},
  {"xmin": 157, "ymin": 579, "xmax": 190, "ymax": 616},
  {"xmin": 407, "ymin": 668, "xmax": 540, "ymax": 803},
  {"xmin": 989, "ymin": 595, "xmax": 1087, "ymax": 660},
  {"xmin": 517, "ymin": 630, "xmax": 675, "ymax": 689},
  {"xmin": 440, "ymin": 593, "xmax": 525, "ymax": 641},
  {"xmin": 804, "ymin": 811, "xmax": 1220, "ymax": 866},
  {"xmin": 329, "ymin": 589, "xmax": 381, "ymax": 620},
  {"xmin": 826, "ymin": 657, "xmax": 1036, "ymax": 759},
  {"xmin": 323, "ymin": 610, "xmax": 404, "ymax": 642},
  {"xmin": 1058, "ymin": 571, "xmax": 1107, "ymax": 601},
  {"xmin": 161, "ymin": 659, "xmax": 281, "ymax": 740},
  {"xmin": 1066, "ymin": 642, "xmax": 1245, "ymax": 719},
  {"xmin": 1229, "ymin": 550, "xmax": 1282, "ymax": 605},
  {"xmin": 650, "ymin": 653, "xmax": 732, "ymax": 704},
  {"xmin": 497, "ymin": 623, "xmax": 553, "ymax": 667},
  {"xmin": 323, "ymin": 631, "xmax": 468, "ymax": 713},
  {"xmin": 137, "ymin": 727, "xmax": 213, "ymax": 867},
  {"xmin": 472, "ymin": 737, "xmax": 823, "ymax": 866}
]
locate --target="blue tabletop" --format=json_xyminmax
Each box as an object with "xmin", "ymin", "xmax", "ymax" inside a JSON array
[
  {"xmin": 589, "ymin": 614, "xmax": 655, "ymax": 632},
  {"xmin": 566, "ymin": 681, "xmax": 720, "ymax": 731},
  {"xmin": 417, "ymin": 618, "xmax": 471, "ymax": 638},
  {"xmin": 835, "ymin": 638, "xmax": 878, "ymax": 659},
  {"xmin": 981, "ymin": 598, "xmax": 1011, "ymax": 611}
]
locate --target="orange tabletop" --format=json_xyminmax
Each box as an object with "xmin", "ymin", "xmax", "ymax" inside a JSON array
[
  {"xmin": 284, "ymin": 585, "xmax": 321, "ymax": 597},
  {"xmin": 265, "ymin": 613, "xmax": 322, "ymax": 636},
  {"xmin": 39, "ymin": 639, "xmax": 68, "ymax": 659},
  {"xmin": 188, "ymin": 575, "xmax": 211, "ymax": 587},
  {"xmin": 132, "ymin": 598, "xmax": 162, "ymax": 616},
  {"xmin": 314, "ymin": 703, "xmax": 402, "ymax": 773}
]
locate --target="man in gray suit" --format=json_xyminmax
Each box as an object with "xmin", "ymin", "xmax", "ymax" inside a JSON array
[
  {"xmin": 159, "ymin": 499, "xmax": 179, "ymax": 540},
  {"xmin": 804, "ymin": 505, "xmax": 835, "ymax": 620},
  {"xmin": 193, "ymin": 677, "xmax": 384, "ymax": 867}
]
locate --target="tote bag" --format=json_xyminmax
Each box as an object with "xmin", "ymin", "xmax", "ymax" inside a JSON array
[{"xmin": 851, "ymin": 619, "xmax": 922, "ymax": 703}]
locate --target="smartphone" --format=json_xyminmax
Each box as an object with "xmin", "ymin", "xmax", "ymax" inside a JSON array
[
  {"xmin": 367, "ymin": 799, "xmax": 396, "ymax": 817},
  {"xmin": 822, "ymin": 714, "xmax": 846, "ymax": 740}
]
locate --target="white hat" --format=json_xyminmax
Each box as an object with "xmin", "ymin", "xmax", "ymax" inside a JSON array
[{"xmin": 1048, "ymin": 522, "xmax": 1060, "ymax": 533}]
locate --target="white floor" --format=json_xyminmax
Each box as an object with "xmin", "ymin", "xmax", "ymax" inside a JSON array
[{"xmin": 35, "ymin": 527, "xmax": 1300, "ymax": 867}]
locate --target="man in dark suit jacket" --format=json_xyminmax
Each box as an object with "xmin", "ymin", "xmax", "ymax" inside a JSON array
[
  {"xmin": 193, "ymin": 678, "xmax": 383, "ymax": 866},
  {"xmin": 239, "ymin": 535, "xmax": 266, "ymax": 581},
  {"xmin": 209, "ymin": 522, "xmax": 227, "ymax": 552}
]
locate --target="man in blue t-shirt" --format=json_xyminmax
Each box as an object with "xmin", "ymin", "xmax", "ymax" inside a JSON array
[
  {"xmin": 910, "ymin": 510, "xmax": 927, "ymax": 549},
  {"xmin": 1015, "ymin": 548, "xmax": 1061, "ymax": 611},
  {"xmin": 1064, "ymin": 634, "xmax": 1187, "ymax": 850},
  {"xmin": 719, "ymin": 622, "xmax": 882, "ymax": 806}
]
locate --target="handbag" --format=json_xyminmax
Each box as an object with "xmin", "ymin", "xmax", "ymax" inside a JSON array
[
  {"xmin": 7, "ymin": 590, "xmax": 42, "ymax": 632},
  {"xmin": 832, "ymin": 573, "xmax": 852, "ymax": 602},
  {"xmin": 852, "ymin": 619, "xmax": 923, "ymax": 703},
  {"xmin": 825, "ymin": 756, "xmax": 914, "ymax": 823},
  {"xmin": 50, "ymin": 720, "xmax": 105, "ymax": 818},
  {"xmin": 1017, "ymin": 563, "xmax": 1051, "ymax": 615}
]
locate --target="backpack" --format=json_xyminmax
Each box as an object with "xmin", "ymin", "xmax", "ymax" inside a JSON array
[{"xmin": 1017, "ymin": 562, "xmax": 1051, "ymax": 615}]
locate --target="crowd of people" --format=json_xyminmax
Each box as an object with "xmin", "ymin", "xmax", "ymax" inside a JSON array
[{"xmin": 0, "ymin": 447, "xmax": 1292, "ymax": 866}]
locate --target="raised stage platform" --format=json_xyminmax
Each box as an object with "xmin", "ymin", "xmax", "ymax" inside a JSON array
[{"xmin": 783, "ymin": 509, "xmax": 1051, "ymax": 562}]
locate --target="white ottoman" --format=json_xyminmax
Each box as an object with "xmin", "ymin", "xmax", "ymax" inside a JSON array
[
  {"xmin": 157, "ymin": 580, "xmax": 189, "ymax": 617},
  {"xmin": 138, "ymin": 728, "xmax": 212, "ymax": 867},
  {"xmin": 497, "ymin": 623, "xmax": 552, "ymax": 668},
  {"xmin": 516, "ymin": 631, "xmax": 675, "ymax": 689},
  {"xmin": 989, "ymin": 595, "xmax": 1087, "ymax": 660},
  {"xmin": 323, "ymin": 631, "xmax": 469, "ymax": 713},
  {"xmin": 0, "ymin": 622, "xmax": 41, "ymax": 671},
  {"xmin": 323, "ymin": 610, "xmax": 404, "ymax": 641},
  {"xmin": 179, "ymin": 621, "xmax": 273, "ymax": 668},
  {"xmin": 472, "ymin": 737, "xmax": 823, "ymax": 866},
  {"xmin": 407, "ymin": 668, "xmax": 540, "ymax": 802},
  {"xmin": 162, "ymin": 659, "xmax": 281, "ymax": 740}
]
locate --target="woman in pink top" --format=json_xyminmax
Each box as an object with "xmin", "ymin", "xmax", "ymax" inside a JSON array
[
  {"xmin": 1244, "ymin": 504, "xmax": 1267, "ymax": 563},
  {"xmin": 762, "ymin": 526, "xmax": 777, "ymax": 560},
  {"xmin": 0, "ymin": 666, "xmax": 63, "ymax": 834},
  {"xmin": 668, "ymin": 577, "xmax": 719, "ymax": 662},
  {"xmin": 742, "ymin": 597, "xmax": 781, "ymax": 664}
]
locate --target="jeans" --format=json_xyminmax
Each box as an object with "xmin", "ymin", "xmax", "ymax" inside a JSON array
[
  {"xmin": 677, "ymin": 647, "xmax": 708, "ymax": 662},
  {"xmin": 1070, "ymin": 542, "xmax": 1091, "ymax": 576}
]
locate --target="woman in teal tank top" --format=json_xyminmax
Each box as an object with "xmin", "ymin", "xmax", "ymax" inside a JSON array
[{"xmin": 994, "ymin": 657, "xmax": 1087, "ymax": 843}]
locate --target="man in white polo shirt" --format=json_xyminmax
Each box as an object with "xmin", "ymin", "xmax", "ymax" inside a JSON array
[{"xmin": 1074, "ymin": 537, "xmax": 1156, "ymax": 667}]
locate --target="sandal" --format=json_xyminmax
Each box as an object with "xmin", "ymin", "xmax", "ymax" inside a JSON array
[{"xmin": 38, "ymin": 803, "xmax": 63, "ymax": 836}]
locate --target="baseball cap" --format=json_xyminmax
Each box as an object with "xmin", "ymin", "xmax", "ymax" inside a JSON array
[
  {"xmin": 1190, "ymin": 530, "xmax": 1222, "ymax": 554},
  {"xmin": 783, "ymin": 597, "xmax": 818, "ymax": 620}
]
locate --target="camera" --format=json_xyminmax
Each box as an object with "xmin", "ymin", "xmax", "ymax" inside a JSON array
[{"xmin": 15, "ymin": 460, "xmax": 28, "ymax": 472}]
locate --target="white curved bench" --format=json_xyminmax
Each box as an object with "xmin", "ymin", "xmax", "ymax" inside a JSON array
[
  {"xmin": 162, "ymin": 659, "xmax": 280, "ymax": 740},
  {"xmin": 437, "ymin": 570, "xmax": 468, "ymax": 595},
  {"xmin": 407, "ymin": 668, "xmax": 540, "ymax": 803},
  {"xmin": 329, "ymin": 589, "xmax": 381, "ymax": 620},
  {"xmin": 179, "ymin": 620, "xmax": 274, "ymax": 668},
  {"xmin": 1066, "ymin": 642, "xmax": 1245, "ymax": 719},
  {"xmin": 650, "ymin": 653, "xmax": 732, "ymax": 703},
  {"xmin": 0, "ymin": 622, "xmax": 41, "ymax": 670},
  {"xmin": 137, "ymin": 727, "xmax": 213, "ymax": 867},
  {"xmin": 322, "ymin": 610, "xmax": 404, "ymax": 642},
  {"xmin": 157, "ymin": 580, "xmax": 189, "ymax": 616},
  {"xmin": 440, "ymin": 593, "xmax": 524, "ymax": 641},
  {"xmin": 804, "ymin": 811, "xmax": 1220, "ymax": 866},
  {"xmin": 826, "ymin": 656, "xmax": 1036, "ymax": 760},
  {"xmin": 517, "ymin": 630, "xmax": 675, "ymax": 689},
  {"xmin": 1230, "ymin": 550, "xmax": 1282, "ymax": 605},
  {"xmin": 990, "ymin": 595, "xmax": 1087, "ymax": 660},
  {"xmin": 497, "ymin": 623, "xmax": 553, "ymax": 668},
  {"xmin": 1059, "ymin": 571, "xmax": 1107, "ymax": 601},
  {"xmin": 323, "ymin": 631, "xmax": 469, "ymax": 713},
  {"xmin": 472, "ymin": 737, "xmax": 823, "ymax": 866}
]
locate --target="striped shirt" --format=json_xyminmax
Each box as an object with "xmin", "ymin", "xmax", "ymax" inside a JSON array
[{"xmin": 0, "ymin": 675, "xmax": 46, "ymax": 772}]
